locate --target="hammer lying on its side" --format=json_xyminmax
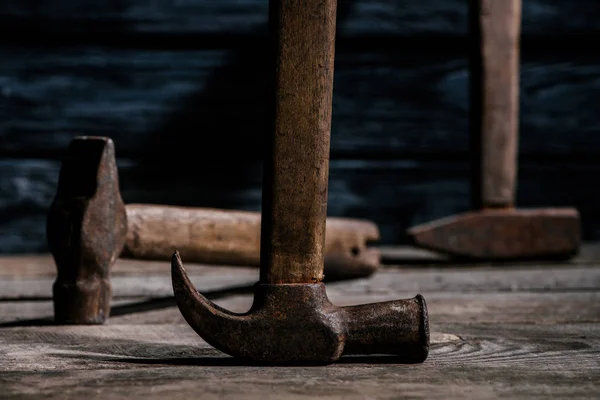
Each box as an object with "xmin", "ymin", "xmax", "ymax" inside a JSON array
[
  {"xmin": 407, "ymin": 0, "xmax": 580, "ymax": 260},
  {"xmin": 47, "ymin": 136, "xmax": 380, "ymax": 324}
]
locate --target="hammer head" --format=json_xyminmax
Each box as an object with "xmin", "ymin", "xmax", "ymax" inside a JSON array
[
  {"xmin": 172, "ymin": 252, "xmax": 429, "ymax": 364},
  {"xmin": 47, "ymin": 136, "xmax": 127, "ymax": 324},
  {"xmin": 407, "ymin": 208, "xmax": 580, "ymax": 260}
]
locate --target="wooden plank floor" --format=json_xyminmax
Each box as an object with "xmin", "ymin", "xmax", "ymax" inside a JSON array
[{"xmin": 1, "ymin": 250, "xmax": 599, "ymax": 399}]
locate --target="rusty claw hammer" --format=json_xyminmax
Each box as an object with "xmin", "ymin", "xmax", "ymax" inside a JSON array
[
  {"xmin": 407, "ymin": 0, "xmax": 580, "ymax": 260},
  {"xmin": 172, "ymin": 0, "xmax": 429, "ymax": 364}
]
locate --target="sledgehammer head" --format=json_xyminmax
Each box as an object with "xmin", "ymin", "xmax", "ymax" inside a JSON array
[
  {"xmin": 47, "ymin": 136, "xmax": 127, "ymax": 324},
  {"xmin": 407, "ymin": 208, "xmax": 580, "ymax": 260},
  {"xmin": 172, "ymin": 252, "xmax": 429, "ymax": 364}
]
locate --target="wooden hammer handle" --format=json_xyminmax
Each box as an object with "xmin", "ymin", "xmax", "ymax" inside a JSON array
[
  {"xmin": 123, "ymin": 204, "xmax": 379, "ymax": 279},
  {"xmin": 471, "ymin": 0, "xmax": 522, "ymax": 209},
  {"xmin": 260, "ymin": 0, "xmax": 338, "ymax": 284}
]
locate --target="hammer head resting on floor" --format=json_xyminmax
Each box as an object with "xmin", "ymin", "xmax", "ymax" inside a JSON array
[
  {"xmin": 47, "ymin": 137, "xmax": 127, "ymax": 324},
  {"xmin": 172, "ymin": 252, "xmax": 429, "ymax": 364}
]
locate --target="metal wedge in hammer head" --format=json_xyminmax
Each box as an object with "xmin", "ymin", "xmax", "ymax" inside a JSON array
[
  {"xmin": 47, "ymin": 137, "xmax": 127, "ymax": 324},
  {"xmin": 407, "ymin": 0, "xmax": 580, "ymax": 260},
  {"xmin": 172, "ymin": 0, "xmax": 429, "ymax": 364}
]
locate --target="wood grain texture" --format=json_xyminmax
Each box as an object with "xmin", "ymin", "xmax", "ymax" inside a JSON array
[
  {"xmin": 260, "ymin": 0, "xmax": 337, "ymax": 284},
  {"xmin": 1, "ymin": 255, "xmax": 599, "ymax": 398},
  {"xmin": 0, "ymin": 298, "xmax": 148, "ymax": 324},
  {"xmin": 0, "ymin": 254, "xmax": 253, "ymax": 278},
  {"xmin": 472, "ymin": 0, "xmax": 521, "ymax": 207},
  {"xmin": 3, "ymin": 254, "xmax": 599, "ymax": 300},
  {"xmin": 0, "ymin": 324, "xmax": 598, "ymax": 399},
  {"xmin": 3, "ymin": 158, "xmax": 600, "ymax": 253},
  {"xmin": 1, "ymin": 1, "xmax": 599, "ymax": 256},
  {"xmin": 124, "ymin": 204, "xmax": 380, "ymax": 279},
  {"xmin": 1, "ymin": 49, "xmax": 599, "ymax": 158},
  {"xmin": 100, "ymin": 291, "xmax": 600, "ymax": 326},
  {"xmin": 0, "ymin": 0, "xmax": 598, "ymax": 36},
  {"xmin": 0, "ymin": 255, "xmax": 258, "ymax": 300},
  {"xmin": 0, "ymin": 272, "xmax": 256, "ymax": 301},
  {"xmin": 5, "ymin": 291, "xmax": 598, "ymax": 326},
  {"xmin": 125, "ymin": 205, "xmax": 265, "ymax": 265}
]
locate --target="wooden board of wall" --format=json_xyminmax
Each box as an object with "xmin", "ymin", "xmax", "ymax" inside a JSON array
[{"xmin": 1, "ymin": 0, "xmax": 599, "ymax": 252}]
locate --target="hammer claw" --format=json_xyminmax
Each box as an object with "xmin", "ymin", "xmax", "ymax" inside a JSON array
[
  {"xmin": 172, "ymin": 251, "xmax": 429, "ymax": 364},
  {"xmin": 172, "ymin": 251, "xmax": 345, "ymax": 364},
  {"xmin": 172, "ymin": 252, "xmax": 252, "ymax": 358}
]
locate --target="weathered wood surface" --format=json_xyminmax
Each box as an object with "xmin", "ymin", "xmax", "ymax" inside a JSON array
[
  {"xmin": 2, "ymin": 158, "xmax": 599, "ymax": 253},
  {"xmin": 0, "ymin": 256, "xmax": 258, "ymax": 300},
  {"xmin": 1, "ymin": 253, "xmax": 599, "ymax": 399},
  {"xmin": 1, "ymin": 0, "xmax": 599, "ymax": 254},
  {"xmin": 1, "ymin": 49, "xmax": 599, "ymax": 157},
  {"xmin": 1, "ymin": 325, "xmax": 598, "ymax": 399},
  {"xmin": 474, "ymin": 0, "xmax": 522, "ymax": 207},
  {"xmin": 0, "ymin": 322, "xmax": 590, "ymax": 400},
  {"xmin": 1, "ymin": 0, "xmax": 599, "ymax": 36},
  {"xmin": 3, "ymin": 291, "xmax": 599, "ymax": 327},
  {"xmin": 2, "ymin": 253, "xmax": 600, "ymax": 300}
]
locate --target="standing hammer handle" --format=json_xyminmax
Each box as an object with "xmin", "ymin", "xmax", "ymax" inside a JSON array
[
  {"xmin": 123, "ymin": 204, "xmax": 379, "ymax": 279},
  {"xmin": 471, "ymin": 0, "xmax": 522, "ymax": 209},
  {"xmin": 260, "ymin": 0, "xmax": 338, "ymax": 284}
]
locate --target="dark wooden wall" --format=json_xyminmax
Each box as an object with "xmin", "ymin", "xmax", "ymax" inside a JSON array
[{"xmin": 1, "ymin": 0, "xmax": 600, "ymax": 253}]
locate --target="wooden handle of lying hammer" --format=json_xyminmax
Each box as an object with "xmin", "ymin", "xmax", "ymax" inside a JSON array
[
  {"xmin": 122, "ymin": 204, "xmax": 380, "ymax": 279},
  {"xmin": 470, "ymin": 0, "xmax": 521, "ymax": 209}
]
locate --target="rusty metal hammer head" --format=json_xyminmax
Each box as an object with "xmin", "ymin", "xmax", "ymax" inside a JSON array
[
  {"xmin": 171, "ymin": 0, "xmax": 429, "ymax": 364},
  {"xmin": 47, "ymin": 136, "xmax": 127, "ymax": 324},
  {"xmin": 408, "ymin": 208, "xmax": 580, "ymax": 260},
  {"xmin": 172, "ymin": 252, "xmax": 429, "ymax": 364}
]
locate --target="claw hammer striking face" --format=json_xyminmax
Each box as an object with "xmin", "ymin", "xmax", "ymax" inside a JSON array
[{"xmin": 172, "ymin": 0, "xmax": 429, "ymax": 364}]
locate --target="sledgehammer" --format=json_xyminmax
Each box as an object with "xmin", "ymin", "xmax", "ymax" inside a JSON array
[{"xmin": 407, "ymin": 0, "xmax": 580, "ymax": 260}]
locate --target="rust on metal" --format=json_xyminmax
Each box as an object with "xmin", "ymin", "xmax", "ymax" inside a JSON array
[
  {"xmin": 406, "ymin": 0, "xmax": 581, "ymax": 260},
  {"xmin": 172, "ymin": 0, "xmax": 429, "ymax": 364},
  {"xmin": 47, "ymin": 134, "xmax": 381, "ymax": 324},
  {"xmin": 408, "ymin": 208, "xmax": 580, "ymax": 260},
  {"xmin": 173, "ymin": 253, "xmax": 429, "ymax": 364},
  {"xmin": 47, "ymin": 136, "xmax": 127, "ymax": 324}
]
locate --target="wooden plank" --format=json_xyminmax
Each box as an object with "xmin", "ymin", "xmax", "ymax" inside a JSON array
[
  {"xmin": 6, "ymin": 291, "xmax": 596, "ymax": 326},
  {"xmin": 1, "ymin": 49, "xmax": 599, "ymax": 158},
  {"xmin": 2, "ymin": 157, "xmax": 600, "ymax": 253},
  {"xmin": 330, "ymin": 267, "xmax": 600, "ymax": 295},
  {"xmin": 380, "ymin": 243, "xmax": 600, "ymax": 264},
  {"xmin": 0, "ymin": 254, "xmax": 256, "ymax": 278},
  {"xmin": 0, "ymin": 274, "xmax": 253, "ymax": 300},
  {"xmin": 1, "ymin": 258, "xmax": 599, "ymax": 397},
  {"xmin": 2, "ymin": 254, "xmax": 599, "ymax": 299},
  {"xmin": 0, "ymin": 298, "xmax": 148, "ymax": 324},
  {"xmin": 0, "ymin": 324, "xmax": 598, "ymax": 399},
  {"xmin": 1, "ymin": 0, "xmax": 598, "ymax": 37},
  {"xmin": 123, "ymin": 292, "xmax": 600, "ymax": 326},
  {"xmin": 0, "ymin": 257, "xmax": 257, "ymax": 300}
]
